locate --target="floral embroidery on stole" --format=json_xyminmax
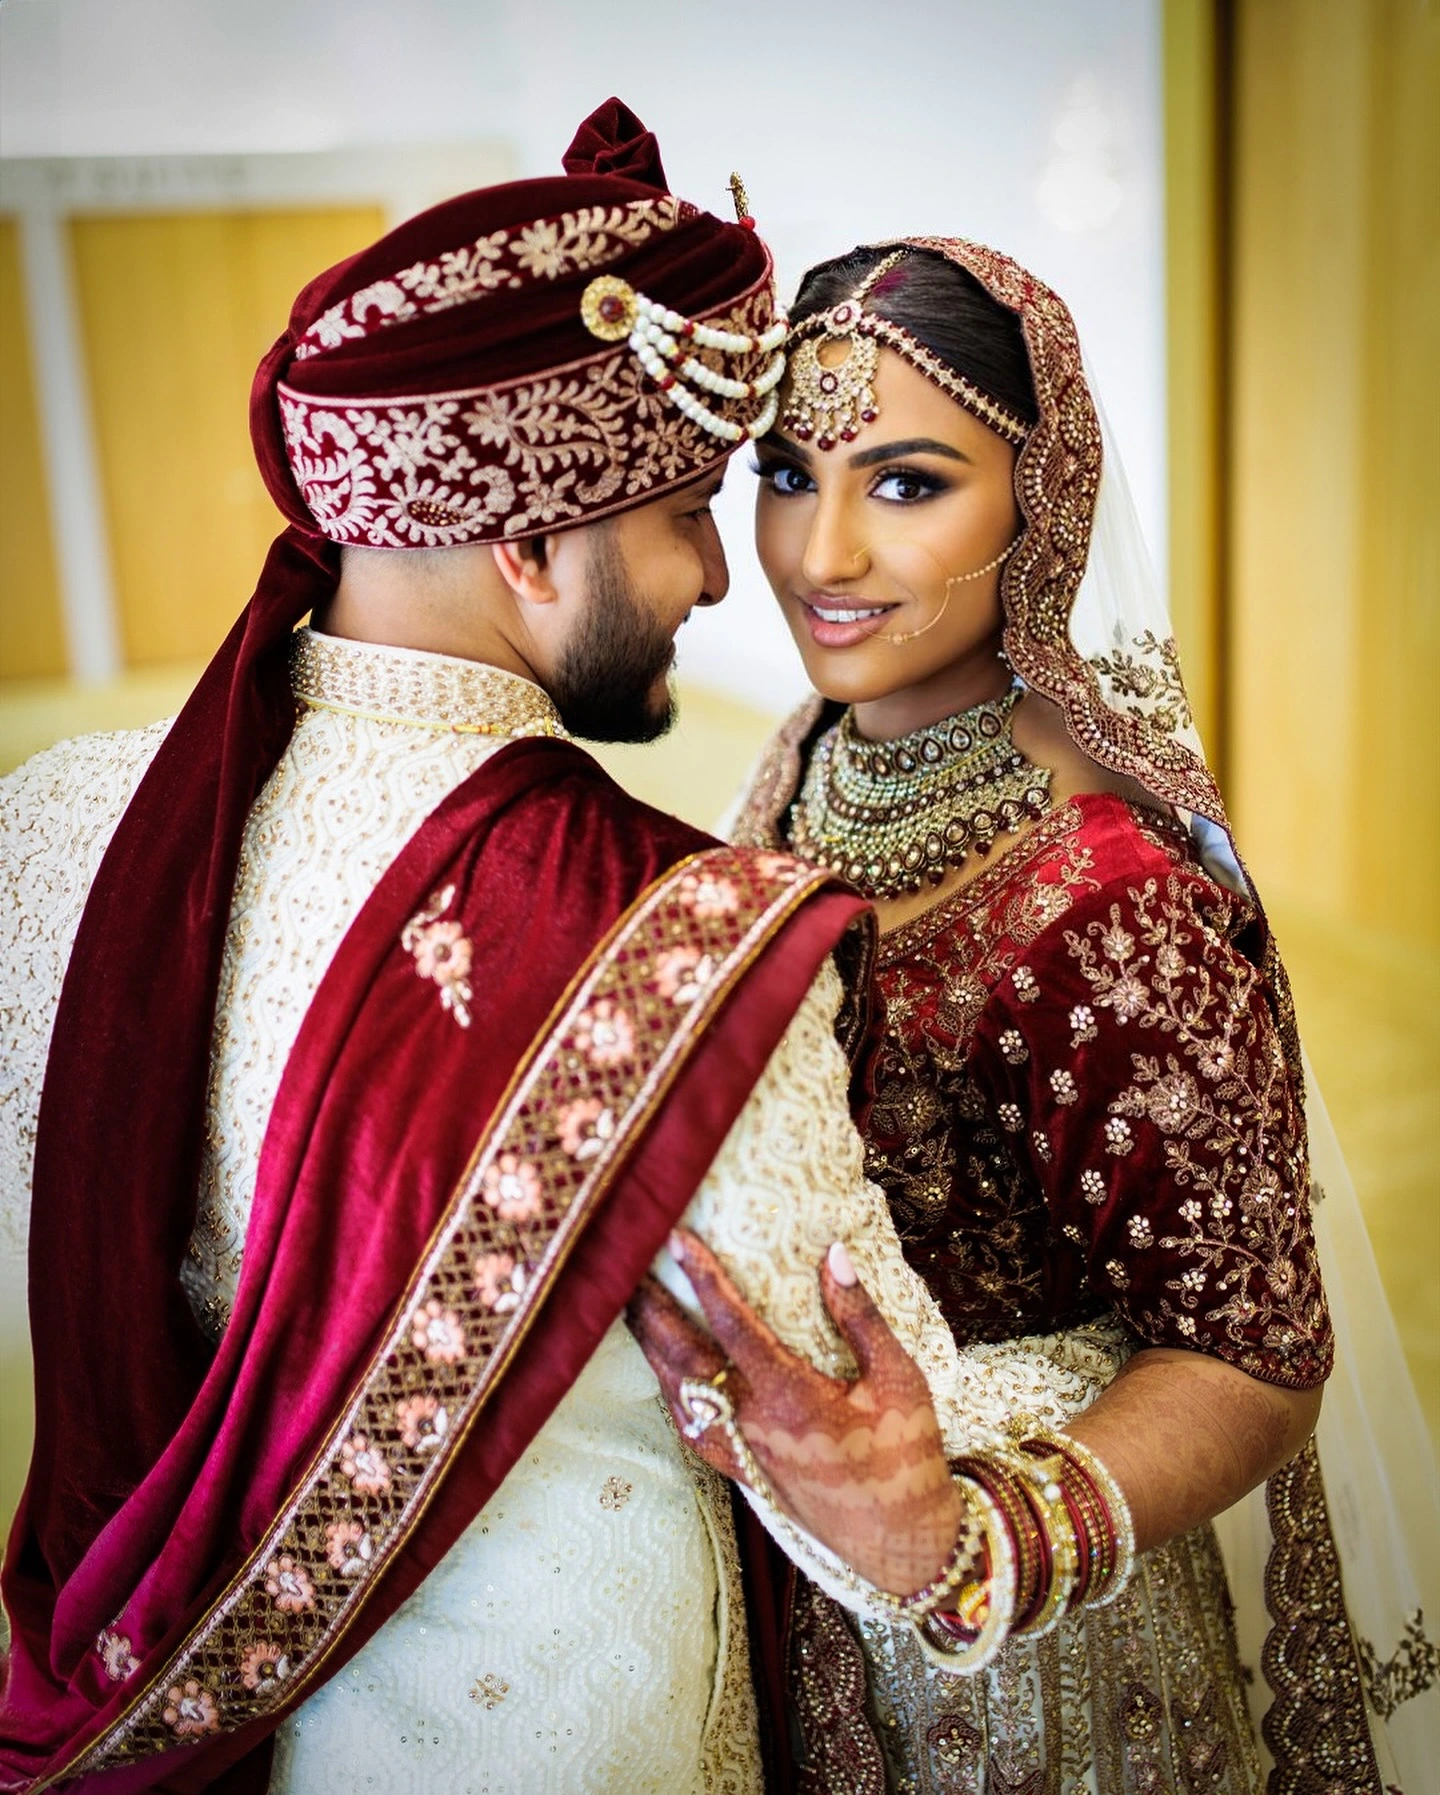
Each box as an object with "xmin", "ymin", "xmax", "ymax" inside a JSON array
[{"xmin": 55, "ymin": 846, "xmax": 828, "ymax": 1784}]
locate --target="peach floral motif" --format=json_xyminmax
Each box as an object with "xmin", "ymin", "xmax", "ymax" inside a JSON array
[
  {"xmin": 395, "ymin": 1393, "xmax": 449, "ymax": 1452},
  {"xmin": 481, "ymin": 1152, "xmax": 543, "ymax": 1220},
  {"xmin": 573, "ymin": 999, "xmax": 635, "ymax": 1068},
  {"xmin": 653, "ymin": 947, "xmax": 716, "ymax": 1006},
  {"xmin": 162, "ymin": 1679, "xmax": 220, "ymax": 1737},
  {"xmin": 401, "ymin": 885, "xmax": 474, "ymax": 1028},
  {"xmin": 474, "ymin": 1250, "xmax": 528, "ymax": 1313},
  {"xmin": 411, "ymin": 1297, "xmax": 467, "ymax": 1363},
  {"xmin": 264, "ymin": 1554, "xmax": 315, "ymax": 1614},
  {"xmin": 324, "ymin": 1519, "xmax": 375, "ymax": 1575},
  {"xmin": 338, "ymin": 1431, "xmax": 391, "ymax": 1495},
  {"xmin": 416, "ymin": 921, "xmax": 472, "ymax": 985},
  {"xmin": 96, "ymin": 1627, "xmax": 140, "ymax": 1683},
  {"xmin": 239, "ymin": 1642, "xmax": 293, "ymax": 1693},
  {"xmin": 679, "ymin": 870, "xmax": 740, "ymax": 919},
  {"xmin": 557, "ymin": 1098, "xmax": 615, "ymax": 1160},
  {"xmin": 754, "ymin": 851, "xmax": 801, "ymax": 881}
]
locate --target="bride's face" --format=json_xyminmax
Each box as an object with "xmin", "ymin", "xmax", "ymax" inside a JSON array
[{"xmin": 753, "ymin": 346, "xmax": 1021, "ymax": 726}]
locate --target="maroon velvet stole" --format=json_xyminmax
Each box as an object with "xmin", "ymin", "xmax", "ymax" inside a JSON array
[{"xmin": 0, "ymin": 738, "xmax": 864, "ymax": 1793}]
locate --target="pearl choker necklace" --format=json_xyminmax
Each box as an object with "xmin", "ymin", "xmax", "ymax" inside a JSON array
[{"xmin": 787, "ymin": 689, "xmax": 1053, "ymax": 900}]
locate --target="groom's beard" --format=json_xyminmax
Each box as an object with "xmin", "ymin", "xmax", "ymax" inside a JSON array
[{"xmin": 548, "ymin": 532, "xmax": 680, "ymax": 744}]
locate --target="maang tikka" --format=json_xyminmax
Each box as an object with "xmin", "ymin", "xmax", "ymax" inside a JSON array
[{"xmin": 782, "ymin": 247, "xmax": 1031, "ymax": 450}]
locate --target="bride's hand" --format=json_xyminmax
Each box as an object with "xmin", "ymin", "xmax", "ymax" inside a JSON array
[{"xmin": 626, "ymin": 1229, "xmax": 964, "ymax": 1598}]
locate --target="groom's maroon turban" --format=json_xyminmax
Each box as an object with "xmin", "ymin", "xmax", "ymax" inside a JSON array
[{"xmin": 252, "ymin": 98, "xmax": 781, "ymax": 547}]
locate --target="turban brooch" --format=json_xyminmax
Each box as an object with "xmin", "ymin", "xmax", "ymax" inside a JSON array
[{"xmin": 254, "ymin": 99, "xmax": 782, "ymax": 548}]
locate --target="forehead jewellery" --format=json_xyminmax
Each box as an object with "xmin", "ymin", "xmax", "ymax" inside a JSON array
[{"xmin": 782, "ymin": 249, "xmax": 1031, "ymax": 450}]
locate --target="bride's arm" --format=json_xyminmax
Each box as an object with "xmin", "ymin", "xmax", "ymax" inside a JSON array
[{"xmin": 1064, "ymin": 1346, "xmax": 1320, "ymax": 1552}]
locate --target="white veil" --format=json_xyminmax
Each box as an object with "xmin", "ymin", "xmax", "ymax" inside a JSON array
[{"xmin": 1077, "ymin": 384, "xmax": 1440, "ymax": 1787}]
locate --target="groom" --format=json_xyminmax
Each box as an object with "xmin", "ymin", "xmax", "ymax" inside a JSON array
[{"xmin": 0, "ymin": 101, "xmax": 965, "ymax": 1792}]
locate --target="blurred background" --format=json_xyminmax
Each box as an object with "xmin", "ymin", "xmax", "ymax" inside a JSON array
[{"xmin": 1, "ymin": 0, "xmax": 1435, "ymax": 1528}]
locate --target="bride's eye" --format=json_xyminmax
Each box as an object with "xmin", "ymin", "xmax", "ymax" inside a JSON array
[
  {"xmin": 750, "ymin": 458, "xmax": 814, "ymax": 497},
  {"xmin": 871, "ymin": 467, "xmax": 946, "ymax": 504}
]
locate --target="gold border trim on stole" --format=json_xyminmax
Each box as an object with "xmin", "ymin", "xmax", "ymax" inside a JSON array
[{"xmin": 53, "ymin": 845, "xmax": 831, "ymax": 1784}]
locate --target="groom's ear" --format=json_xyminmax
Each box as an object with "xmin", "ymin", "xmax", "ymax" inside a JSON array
[{"xmin": 490, "ymin": 537, "xmax": 556, "ymax": 606}]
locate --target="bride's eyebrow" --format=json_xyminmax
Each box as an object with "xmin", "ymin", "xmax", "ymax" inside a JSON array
[{"xmin": 849, "ymin": 438, "xmax": 972, "ymax": 468}]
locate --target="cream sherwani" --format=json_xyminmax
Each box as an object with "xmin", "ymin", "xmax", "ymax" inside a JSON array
[{"xmin": 1, "ymin": 632, "xmax": 1054, "ymax": 1794}]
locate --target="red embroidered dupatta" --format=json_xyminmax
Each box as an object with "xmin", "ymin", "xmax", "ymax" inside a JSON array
[{"xmin": 1, "ymin": 738, "xmax": 864, "ymax": 1792}]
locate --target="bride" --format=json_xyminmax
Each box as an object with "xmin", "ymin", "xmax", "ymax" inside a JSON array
[{"xmin": 635, "ymin": 237, "xmax": 1437, "ymax": 1790}]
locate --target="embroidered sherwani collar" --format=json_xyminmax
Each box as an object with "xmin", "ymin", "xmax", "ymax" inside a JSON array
[{"xmin": 290, "ymin": 628, "xmax": 567, "ymax": 740}]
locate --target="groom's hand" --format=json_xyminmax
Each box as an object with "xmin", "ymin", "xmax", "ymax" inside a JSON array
[{"xmin": 626, "ymin": 1229, "xmax": 964, "ymax": 1598}]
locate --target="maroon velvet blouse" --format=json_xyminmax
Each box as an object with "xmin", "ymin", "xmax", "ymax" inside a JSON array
[{"xmin": 862, "ymin": 791, "xmax": 1332, "ymax": 1390}]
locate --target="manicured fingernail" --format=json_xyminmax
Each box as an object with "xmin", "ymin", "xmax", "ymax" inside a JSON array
[
  {"xmin": 668, "ymin": 1231, "xmax": 686, "ymax": 1262},
  {"xmin": 828, "ymin": 1241, "xmax": 857, "ymax": 1287}
]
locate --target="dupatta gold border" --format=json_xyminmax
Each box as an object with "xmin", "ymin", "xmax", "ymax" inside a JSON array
[{"xmin": 55, "ymin": 844, "xmax": 830, "ymax": 1783}]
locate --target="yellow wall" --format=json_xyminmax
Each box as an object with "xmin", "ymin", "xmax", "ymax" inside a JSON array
[
  {"xmin": 0, "ymin": 217, "xmax": 68, "ymax": 680},
  {"xmin": 1167, "ymin": 0, "xmax": 1440, "ymax": 1439},
  {"xmin": 1229, "ymin": 0, "xmax": 1439, "ymax": 947},
  {"xmin": 68, "ymin": 206, "xmax": 384, "ymax": 668}
]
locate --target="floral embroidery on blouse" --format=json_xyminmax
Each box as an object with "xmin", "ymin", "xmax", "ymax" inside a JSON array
[
  {"xmin": 858, "ymin": 796, "xmax": 1330, "ymax": 1385},
  {"xmin": 401, "ymin": 885, "xmax": 474, "ymax": 1027},
  {"xmin": 1058, "ymin": 874, "xmax": 1328, "ymax": 1374}
]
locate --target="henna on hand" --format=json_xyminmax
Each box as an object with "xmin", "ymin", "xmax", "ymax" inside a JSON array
[
  {"xmin": 625, "ymin": 1273, "xmax": 750, "ymax": 1485},
  {"xmin": 628, "ymin": 1230, "xmax": 963, "ymax": 1597}
]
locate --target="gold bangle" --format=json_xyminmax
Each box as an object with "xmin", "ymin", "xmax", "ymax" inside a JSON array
[
  {"xmin": 913, "ymin": 1471, "xmax": 1017, "ymax": 1674},
  {"xmin": 1019, "ymin": 1427, "xmax": 1136, "ymax": 1607},
  {"xmin": 1006, "ymin": 1448, "xmax": 1079, "ymax": 1637}
]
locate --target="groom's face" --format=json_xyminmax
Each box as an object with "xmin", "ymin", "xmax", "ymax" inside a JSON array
[{"xmin": 545, "ymin": 465, "xmax": 732, "ymax": 743}]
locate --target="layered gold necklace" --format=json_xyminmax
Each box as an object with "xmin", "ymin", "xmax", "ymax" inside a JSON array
[{"xmin": 788, "ymin": 688, "xmax": 1053, "ymax": 900}]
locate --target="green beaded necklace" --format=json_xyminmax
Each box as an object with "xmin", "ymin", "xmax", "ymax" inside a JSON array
[{"xmin": 788, "ymin": 687, "xmax": 1053, "ymax": 900}]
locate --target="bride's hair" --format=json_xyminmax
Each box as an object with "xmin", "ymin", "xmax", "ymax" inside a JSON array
[{"xmin": 791, "ymin": 245, "xmax": 1039, "ymax": 432}]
